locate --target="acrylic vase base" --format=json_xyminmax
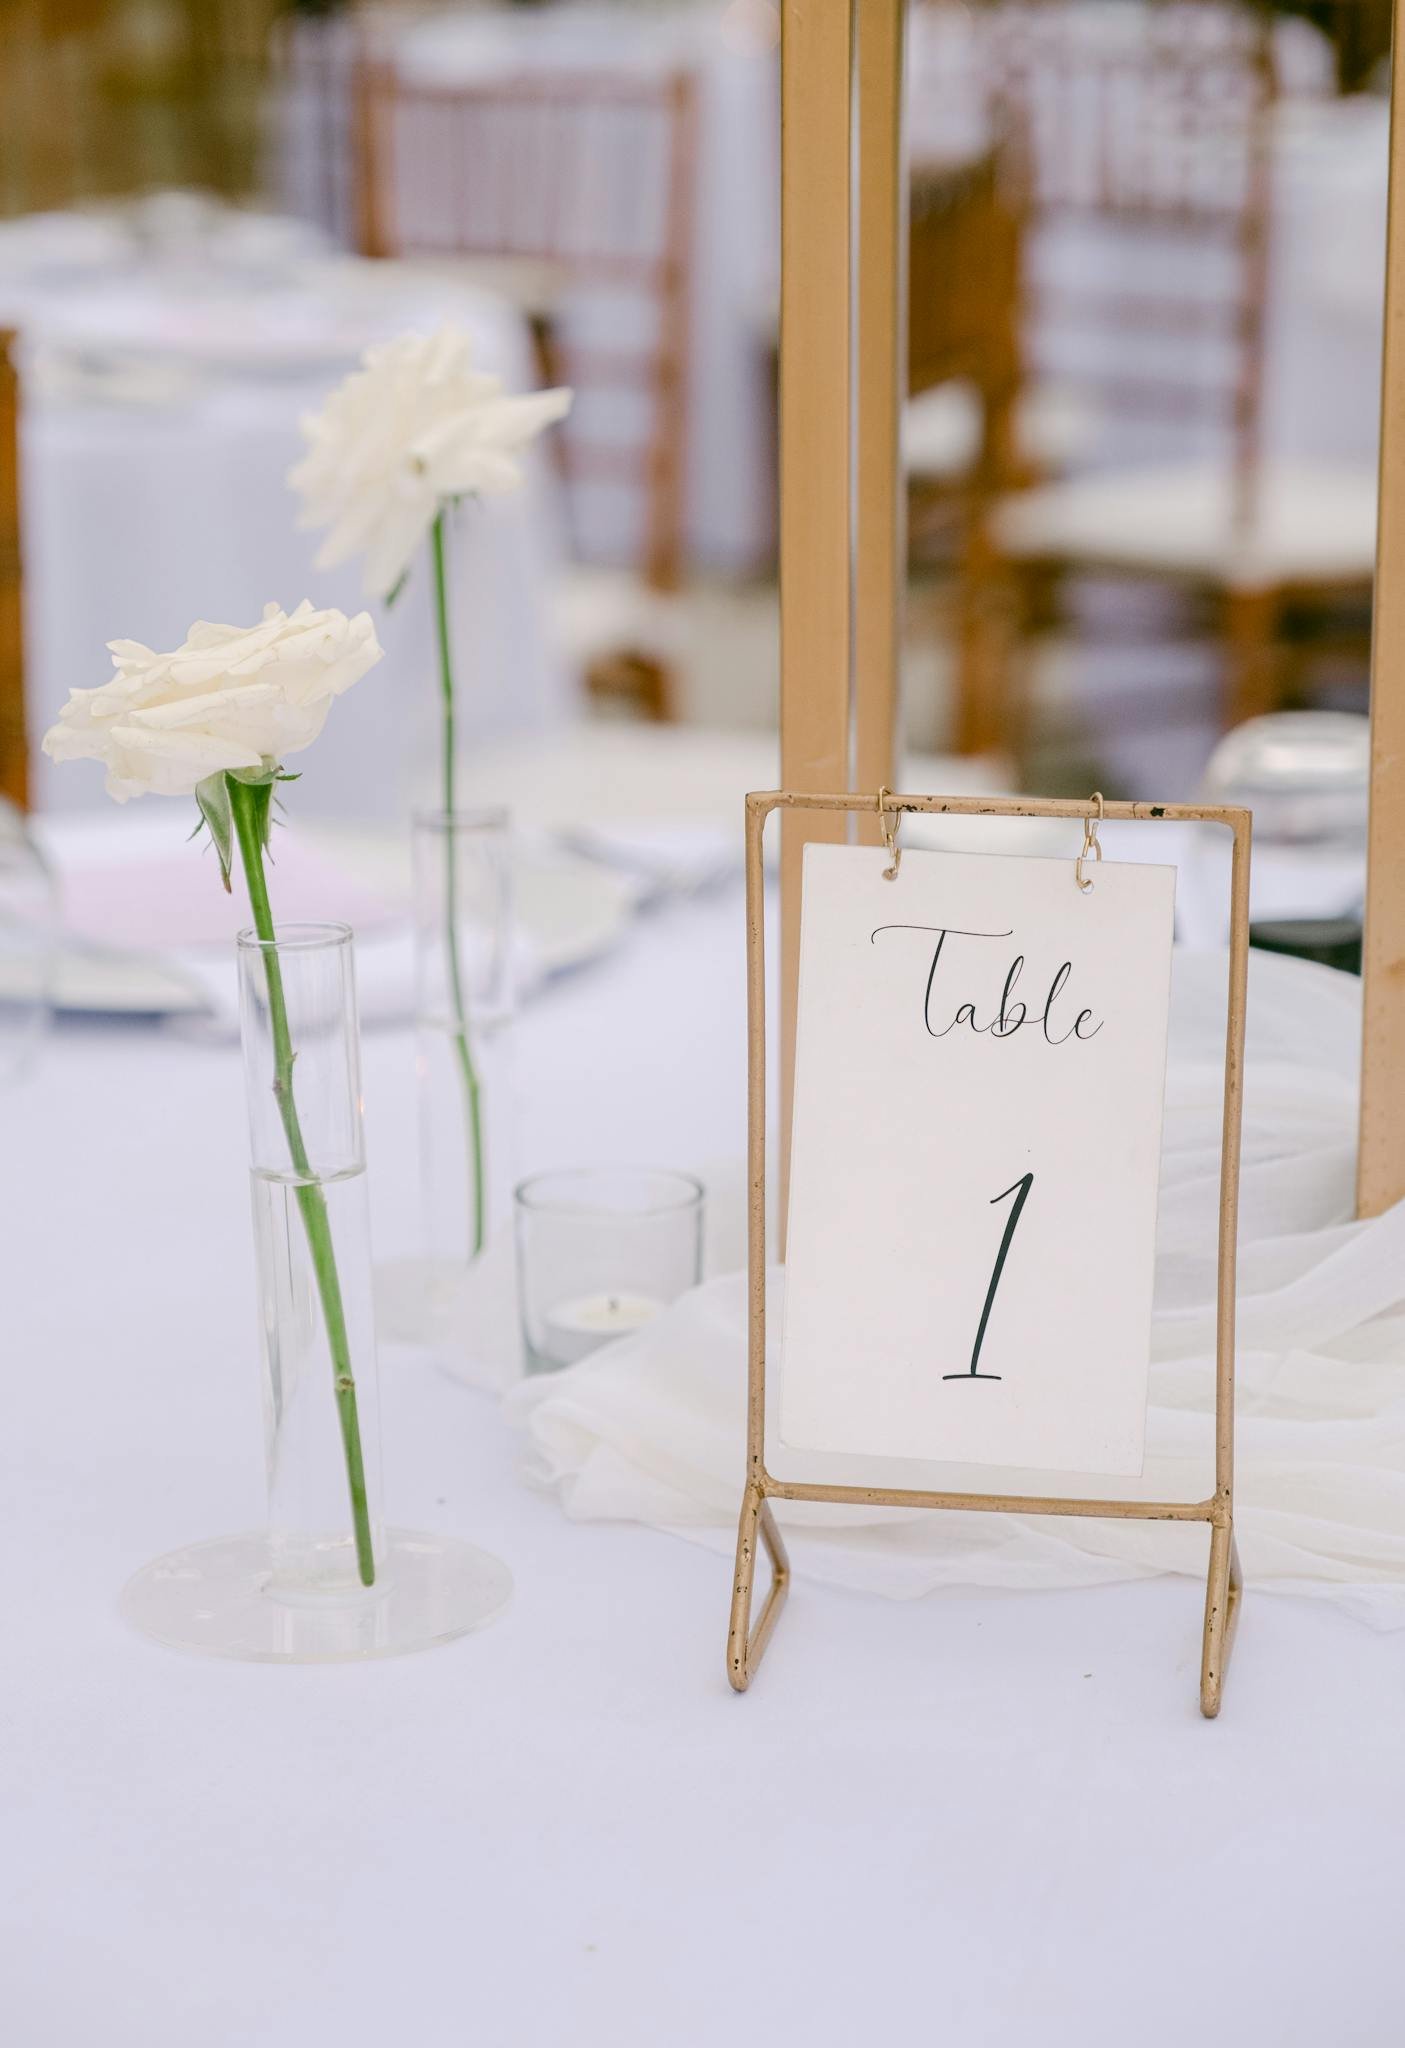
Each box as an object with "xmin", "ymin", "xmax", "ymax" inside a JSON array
[
  {"xmin": 374, "ymin": 1249, "xmax": 521, "ymax": 1394},
  {"xmin": 121, "ymin": 1528, "xmax": 513, "ymax": 1663}
]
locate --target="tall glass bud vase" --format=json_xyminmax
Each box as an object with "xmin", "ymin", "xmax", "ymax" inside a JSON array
[
  {"xmin": 380, "ymin": 809, "xmax": 516, "ymax": 1382},
  {"xmin": 121, "ymin": 922, "xmax": 512, "ymax": 1662},
  {"xmin": 241, "ymin": 923, "xmax": 382, "ymax": 1601}
]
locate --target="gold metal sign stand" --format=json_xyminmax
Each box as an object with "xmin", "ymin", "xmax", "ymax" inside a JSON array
[{"xmin": 728, "ymin": 789, "xmax": 1252, "ymax": 1718}]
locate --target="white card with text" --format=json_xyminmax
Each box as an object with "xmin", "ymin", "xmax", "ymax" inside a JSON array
[{"xmin": 779, "ymin": 843, "xmax": 1176, "ymax": 1477}]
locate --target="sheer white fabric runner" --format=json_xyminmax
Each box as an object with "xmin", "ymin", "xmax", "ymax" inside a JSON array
[{"xmin": 509, "ymin": 950, "xmax": 1405, "ymax": 1624}]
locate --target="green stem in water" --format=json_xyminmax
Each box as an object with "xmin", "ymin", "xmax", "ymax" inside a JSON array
[
  {"xmin": 229, "ymin": 778, "xmax": 376, "ymax": 1588},
  {"xmin": 430, "ymin": 507, "xmax": 486, "ymax": 1259}
]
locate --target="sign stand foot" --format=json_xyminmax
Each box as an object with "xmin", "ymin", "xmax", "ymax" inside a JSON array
[
  {"xmin": 1200, "ymin": 1521, "xmax": 1243, "ymax": 1720},
  {"xmin": 727, "ymin": 1488, "xmax": 790, "ymax": 1693}
]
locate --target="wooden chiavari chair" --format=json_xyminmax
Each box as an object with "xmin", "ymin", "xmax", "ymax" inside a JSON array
[
  {"xmin": 983, "ymin": 0, "xmax": 1377, "ymax": 747},
  {"xmin": 904, "ymin": 144, "xmax": 1028, "ymax": 756},
  {"xmin": 354, "ymin": 58, "xmax": 699, "ymax": 720},
  {"xmin": 1, "ymin": 1, "xmax": 278, "ymax": 216}
]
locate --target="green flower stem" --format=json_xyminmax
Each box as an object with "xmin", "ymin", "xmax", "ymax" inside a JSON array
[
  {"xmin": 430, "ymin": 507, "xmax": 486, "ymax": 1259},
  {"xmin": 229, "ymin": 777, "xmax": 376, "ymax": 1588}
]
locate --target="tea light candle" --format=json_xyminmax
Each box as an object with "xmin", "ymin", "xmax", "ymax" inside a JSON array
[{"xmin": 543, "ymin": 1290, "xmax": 665, "ymax": 1366}]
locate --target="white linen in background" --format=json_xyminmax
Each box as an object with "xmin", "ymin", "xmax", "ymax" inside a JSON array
[{"xmin": 512, "ymin": 947, "xmax": 1405, "ymax": 1624}]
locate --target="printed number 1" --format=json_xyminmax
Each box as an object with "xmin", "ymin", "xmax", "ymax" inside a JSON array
[{"xmin": 943, "ymin": 1172, "xmax": 1034, "ymax": 1383}]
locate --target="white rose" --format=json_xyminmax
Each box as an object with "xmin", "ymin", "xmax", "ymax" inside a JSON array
[
  {"xmin": 41, "ymin": 600, "xmax": 384, "ymax": 801},
  {"xmin": 288, "ymin": 326, "xmax": 572, "ymax": 598}
]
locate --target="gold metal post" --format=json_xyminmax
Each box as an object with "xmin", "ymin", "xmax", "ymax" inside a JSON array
[
  {"xmin": 853, "ymin": 0, "xmax": 905, "ymax": 843},
  {"xmin": 1359, "ymin": 5, "xmax": 1405, "ymax": 1218},
  {"xmin": 778, "ymin": 0, "xmax": 855, "ymax": 1211}
]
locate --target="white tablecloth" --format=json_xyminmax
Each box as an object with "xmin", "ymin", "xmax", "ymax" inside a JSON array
[
  {"xmin": 7, "ymin": 258, "xmax": 572, "ymax": 818},
  {"xmin": 7, "ymin": 864, "xmax": 1405, "ymax": 2042}
]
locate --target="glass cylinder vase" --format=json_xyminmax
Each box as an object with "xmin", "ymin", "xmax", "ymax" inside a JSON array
[
  {"xmin": 414, "ymin": 807, "xmax": 515, "ymax": 1263},
  {"xmin": 377, "ymin": 809, "xmax": 517, "ymax": 1381},
  {"xmin": 240, "ymin": 922, "xmax": 383, "ymax": 1600},
  {"xmin": 121, "ymin": 922, "xmax": 511, "ymax": 1662}
]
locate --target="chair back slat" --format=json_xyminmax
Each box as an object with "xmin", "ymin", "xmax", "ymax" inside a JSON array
[
  {"xmin": 983, "ymin": 0, "xmax": 1276, "ymax": 501},
  {"xmin": 356, "ymin": 62, "xmax": 696, "ymax": 588}
]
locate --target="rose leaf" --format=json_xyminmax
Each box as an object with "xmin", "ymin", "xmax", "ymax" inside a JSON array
[{"xmin": 194, "ymin": 773, "xmax": 234, "ymax": 894}]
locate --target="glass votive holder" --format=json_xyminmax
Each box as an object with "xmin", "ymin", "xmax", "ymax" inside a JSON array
[{"xmin": 514, "ymin": 1167, "xmax": 705, "ymax": 1374}]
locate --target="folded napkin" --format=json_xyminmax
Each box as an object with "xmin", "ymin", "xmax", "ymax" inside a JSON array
[
  {"xmin": 49, "ymin": 823, "xmax": 410, "ymax": 1030},
  {"xmin": 563, "ymin": 820, "xmax": 739, "ymax": 901},
  {"xmin": 56, "ymin": 835, "xmax": 399, "ymax": 952},
  {"xmin": 509, "ymin": 949, "xmax": 1405, "ymax": 1624}
]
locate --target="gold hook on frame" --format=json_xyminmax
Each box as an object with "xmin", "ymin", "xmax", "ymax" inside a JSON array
[
  {"xmin": 1076, "ymin": 791, "xmax": 1104, "ymax": 893},
  {"xmin": 876, "ymin": 786, "xmax": 902, "ymax": 879}
]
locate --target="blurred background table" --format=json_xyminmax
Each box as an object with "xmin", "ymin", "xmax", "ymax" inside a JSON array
[{"xmin": 0, "ymin": 202, "xmax": 570, "ymax": 816}]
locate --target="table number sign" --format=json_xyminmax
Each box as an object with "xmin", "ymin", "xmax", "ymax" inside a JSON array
[
  {"xmin": 780, "ymin": 842, "xmax": 1175, "ymax": 1477},
  {"xmin": 728, "ymin": 789, "xmax": 1252, "ymax": 1718}
]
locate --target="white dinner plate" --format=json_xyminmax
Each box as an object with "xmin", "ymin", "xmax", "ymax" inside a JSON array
[
  {"xmin": 16, "ymin": 838, "xmax": 637, "ymax": 1021},
  {"xmin": 303, "ymin": 828, "xmax": 641, "ymax": 983},
  {"xmin": 31, "ymin": 262, "xmax": 503, "ymax": 384},
  {"xmin": 513, "ymin": 850, "xmax": 639, "ymax": 977},
  {"xmin": 45, "ymin": 944, "xmax": 211, "ymax": 1018}
]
